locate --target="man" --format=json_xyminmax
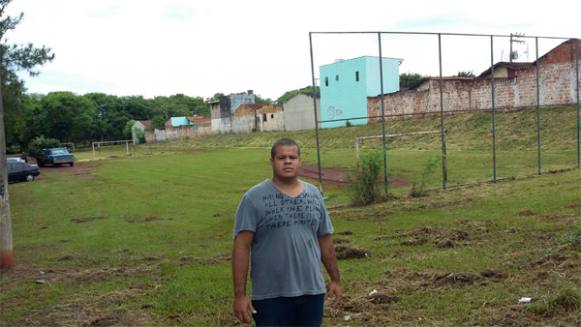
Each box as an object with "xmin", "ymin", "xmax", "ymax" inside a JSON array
[{"xmin": 232, "ymin": 138, "xmax": 342, "ymax": 326}]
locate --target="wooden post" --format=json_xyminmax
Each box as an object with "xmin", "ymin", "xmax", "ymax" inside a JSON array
[{"xmin": 0, "ymin": 66, "xmax": 15, "ymax": 270}]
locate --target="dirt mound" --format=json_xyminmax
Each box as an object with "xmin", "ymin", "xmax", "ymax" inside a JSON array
[
  {"xmin": 532, "ymin": 254, "xmax": 578, "ymax": 268},
  {"xmin": 335, "ymin": 244, "xmax": 368, "ymax": 259},
  {"xmin": 379, "ymin": 226, "xmax": 471, "ymax": 248},
  {"xmin": 368, "ymin": 292, "xmax": 400, "ymax": 304},
  {"xmin": 299, "ymin": 165, "xmax": 409, "ymax": 187},
  {"xmin": 517, "ymin": 209, "xmax": 536, "ymax": 216},
  {"xmin": 178, "ymin": 254, "xmax": 230, "ymax": 266}
]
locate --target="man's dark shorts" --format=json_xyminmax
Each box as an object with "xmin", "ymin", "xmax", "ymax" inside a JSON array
[{"xmin": 252, "ymin": 294, "xmax": 325, "ymax": 327}]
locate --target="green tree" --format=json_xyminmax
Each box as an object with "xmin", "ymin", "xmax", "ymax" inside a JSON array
[
  {"xmin": 399, "ymin": 73, "xmax": 424, "ymax": 89},
  {"xmin": 152, "ymin": 94, "xmax": 210, "ymax": 119},
  {"xmin": 37, "ymin": 92, "xmax": 96, "ymax": 143},
  {"xmin": 0, "ymin": 0, "xmax": 54, "ymax": 150},
  {"xmin": 456, "ymin": 71, "xmax": 475, "ymax": 77},
  {"xmin": 84, "ymin": 93, "xmax": 131, "ymax": 141},
  {"xmin": 254, "ymin": 94, "xmax": 273, "ymax": 105},
  {"xmin": 276, "ymin": 86, "xmax": 319, "ymax": 105}
]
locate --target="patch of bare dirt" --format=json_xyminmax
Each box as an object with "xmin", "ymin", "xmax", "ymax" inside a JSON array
[
  {"xmin": 416, "ymin": 197, "xmax": 475, "ymax": 209},
  {"xmin": 539, "ymin": 212, "xmax": 580, "ymax": 224},
  {"xmin": 565, "ymin": 203, "xmax": 581, "ymax": 209},
  {"xmin": 45, "ymin": 265, "xmax": 160, "ymax": 285},
  {"xmin": 382, "ymin": 267, "xmax": 507, "ymax": 289},
  {"xmin": 532, "ymin": 254, "xmax": 579, "ymax": 268},
  {"xmin": 177, "ymin": 254, "xmax": 230, "ymax": 266},
  {"xmin": 377, "ymin": 225, "xmax": 472, "ymax": 249},
  {"xmin": 127, "ymin": 216, "xmax": 162, "ymax": 223},
  {"xmin": 37, "ymin": 162, "xmax": 97, "ymax": 179},
  {"xmin": 335, "ymin": 244, "xmax": 368, "ymax": 260},
  {"xmin": 517, "ymin": 209, "xmax": 536, "ymax": 216},
  {"xmin": 299, "ymin": 165, "xmax": 410, "ymax": 187},
  {"xmin": 71, "ymin": 216, "xmax": 106, "ymax": 224}
]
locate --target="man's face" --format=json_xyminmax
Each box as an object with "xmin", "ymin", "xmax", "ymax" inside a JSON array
[{"xmin": 270, "ymin": 145, "xmax": 301, "ymax": 179}]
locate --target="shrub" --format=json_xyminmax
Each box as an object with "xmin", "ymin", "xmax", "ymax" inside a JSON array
[
  {"xmin": 27, "ymin": 136, "xmax": 61, "ymax": 157},
  {"xmin": 409, "ymin": 156, "xmax": 440, "ymax": 197},
  {"xmin": 349, "ymin": 150, "xmax": 383, "ymax": 205}
]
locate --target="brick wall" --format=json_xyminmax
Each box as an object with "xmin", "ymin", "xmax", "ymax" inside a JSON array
[{"xmin": 368, "ymin": 39, "xmax": 581, "ymax": 119}]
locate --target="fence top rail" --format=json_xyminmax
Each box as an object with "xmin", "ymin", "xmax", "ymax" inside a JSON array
[
  {"xmin": 92, "ymin": 140, "xmax": 132, "ymax": 146},
  {"xmin": 309, "ymin": 31, "xmax": 577, "ymax": 40}
]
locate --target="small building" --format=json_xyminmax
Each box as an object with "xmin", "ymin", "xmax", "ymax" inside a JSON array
[
  {"xmin": 320, "ymin": 56, "xmax": 402, "ymax": 128},
  {"xmin": 231, "ymin": 104, "xmax": 284, "ymax": 133},
  {"xmin": 256, "ymin": 105, "xmax": 284, "ymax": 132},
  {"xmin": 283, "ymin": 93, "xmax": 320, "ymax": 131},
  {"xmin": 210, "ymin": 90, "xmax": 256, "ymax": 133},
  {"xmin": 131, "ymin": 120, "xmax": 150, "ymax": 144}
]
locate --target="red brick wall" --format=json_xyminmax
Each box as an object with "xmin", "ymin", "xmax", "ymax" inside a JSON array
[{"xmin": 368, "ymin": 39, "xmax": 581, "ymax": 118}]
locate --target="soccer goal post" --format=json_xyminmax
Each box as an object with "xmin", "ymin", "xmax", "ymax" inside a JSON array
[
  {"xmin": 354, "ymin": 130, "xmax": 440, "ymax": 159},
  {"xmin": 92, "ymin": 139, "xmax": 134, "ymax": 159}
]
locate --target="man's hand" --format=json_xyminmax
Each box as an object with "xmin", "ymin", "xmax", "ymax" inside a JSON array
[
  {"xmin": 233, "ymin": 295, "xmax": 256, "ymax": 324},
  {"xmin": 326, "ymin": 280, "xmax": 342, "ymax": 307}
]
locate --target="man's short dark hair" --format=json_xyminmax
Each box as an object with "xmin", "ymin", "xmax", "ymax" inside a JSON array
[{"xmin": 271, "ymin": 138, "xmax": 301, "ymax": 159}]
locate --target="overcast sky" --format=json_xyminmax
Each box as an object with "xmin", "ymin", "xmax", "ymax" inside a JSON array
[{"xmin": 5, "ymin": 0, "xmax": 580, "ymax": 100}]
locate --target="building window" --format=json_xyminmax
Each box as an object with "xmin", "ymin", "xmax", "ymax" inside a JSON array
[
  {"xmin": 325, "ymin": 77, "xmax": 329, "ymax": 87},
  {"xmin": 355, "ymin": 71, "xmax": 359, "ymax": 82},
  {"xmin": 335, "ymin": 74, "xmax": 339, "ymax": 81},
  {"xmin": 263, "ymin": 113, "xmax": 267, "ymax": 122},
  {"xmin": 271, "ymin": 114, "xmax": 274, "ymax": 119}
]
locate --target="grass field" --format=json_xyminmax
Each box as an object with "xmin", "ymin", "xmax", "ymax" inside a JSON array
[{"xmin": 1, "ymin": 107, "xmax": 580, "ymax": 326}]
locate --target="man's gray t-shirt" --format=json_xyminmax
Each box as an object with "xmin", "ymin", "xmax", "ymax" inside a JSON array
[{"xmin": 233, "ymin": 179, "xmax": 334, "ymax": 300}]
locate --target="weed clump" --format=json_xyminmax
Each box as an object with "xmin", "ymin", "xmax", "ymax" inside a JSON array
[
  {"xmin": 527, "ymin": 288, "xmax": 581, "ymax": 317},
  {"xmin": 349, "ymin": 150, "xmax": 383, "ymax": 205},
  {"xmin": 409, "ymin": 156, "xmax": 440, "ymax": 197}
]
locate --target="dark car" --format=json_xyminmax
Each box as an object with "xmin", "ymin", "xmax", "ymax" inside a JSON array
[
  {"xmin": 7, "ymin": 160, "xmax": 40, "ymax": 182},
  {"xmin": 36, "ymin": 147, "xmax": 75, "ymax": 167}
]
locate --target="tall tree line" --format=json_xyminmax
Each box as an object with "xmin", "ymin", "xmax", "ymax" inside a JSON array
[{"xmin": 7, "ymin": 92, "xmax": 210, "ymax": 152}]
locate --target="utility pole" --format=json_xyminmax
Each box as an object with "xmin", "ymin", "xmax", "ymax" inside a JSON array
[
  {"xmin": 509, "ymin": 33, "xmax": 525, "ymax": 63},
  {"xmin": 0, "ymin": 65, "xmax": 14, "ymax": 270}
]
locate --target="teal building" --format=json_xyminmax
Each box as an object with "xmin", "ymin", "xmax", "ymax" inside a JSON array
[{"xmin": 319, "ymin": 56, "xmax": 402, "ymax": 128}]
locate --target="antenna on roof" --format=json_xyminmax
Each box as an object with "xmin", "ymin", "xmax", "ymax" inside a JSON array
[{"xmin": 510, "ymin": 33, "xmax": 526, "ymax": 63}]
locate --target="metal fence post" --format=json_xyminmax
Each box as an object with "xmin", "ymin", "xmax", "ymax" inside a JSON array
[
  {"xmin": 309, "ymin": 32, "xmax": 324, "ymax": 191},
  {"xmin": 438, "ymin": 34, "xmax": 448, "ymax": 189},
  {"xmin": 575, "ymin": 40, "xmax": 581, "ymax": 168},
  {"xmin": 378, "ymin": 32, "xmax": 389, "ymax": 194},
  {"xmin": 535, "ymin": 37, "xmax": 542, "ymax": 175},
  {"xmin": 490, "ymin": 35, "xmax": 497, "ymax": 182}
]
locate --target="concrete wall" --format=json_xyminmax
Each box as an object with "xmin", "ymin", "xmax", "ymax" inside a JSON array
[
  {"xmin": 146, "ymin": 122, "xmax": 212, "ymax": 142},
  {"xmin": 231, "ymin": 115, "xmax": 255, "ymax": 134},
  {"xmin": 320, "ymin": 56, "xmax": 401, "ymax": 128},
  {"xmin": 283, "ymin": 94, "xmax": 320, "ymax": 131}
]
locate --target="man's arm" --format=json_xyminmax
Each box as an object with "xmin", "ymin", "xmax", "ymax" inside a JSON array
[
  {"xmin": 318, "ymin": 234, "xmax": 342, "ymax": 306},
  {"xmin": 232, "ymin": 231, "xmax": 256, "ymax": 324}
]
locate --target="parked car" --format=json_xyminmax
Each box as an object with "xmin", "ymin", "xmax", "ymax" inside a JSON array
[
  {"xmin": 7, "ymin": 157, "xmax": 25, "ymax": 163},
  {"xmin": 36, "ymin": 147, "xmax": 75, "ymax": 167},
  {"xmin": 7, "ymin": 160, "xmax": 40, "ymax": 182}
]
